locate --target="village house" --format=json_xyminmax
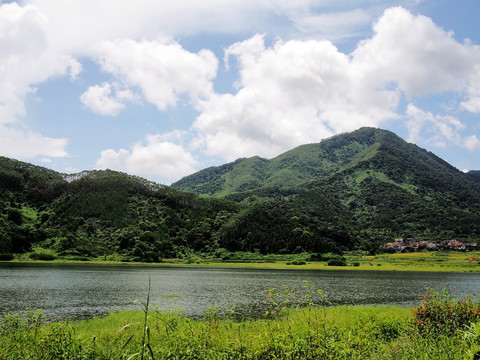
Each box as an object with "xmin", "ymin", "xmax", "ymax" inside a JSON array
[{"xmin": 383, "ymin": 238, "xmax": 476, "ymax": 252}]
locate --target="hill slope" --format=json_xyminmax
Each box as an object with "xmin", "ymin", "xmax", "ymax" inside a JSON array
[
  {"xmin": 1, "ymin": 127, "xmax": 480, "ymax": 259},
  {"xmin": 467, "ymin": 170, "xmax": 480, "ymax": 183},
  {"xmin": 173, "ymin": 128, "xmax": 480, "ymax": 246},
  {"xmin": 172, "ymin": 128, "xmax": 413, "ymax": 195},
  {"xmin": 173, "ymin": 128, "xmax": 480, "ymax": 200},
  {"xmin": 0, "ymin": 159, "xmax": 239, "ymax": 260}
]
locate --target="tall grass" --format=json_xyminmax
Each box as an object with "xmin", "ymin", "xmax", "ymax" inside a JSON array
[{"xmin": 2, "ymin": 287, "xmax": 480, "ymax": 359}]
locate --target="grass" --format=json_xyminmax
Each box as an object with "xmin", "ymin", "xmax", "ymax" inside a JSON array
[
  {"xmin": 5, "ymin": 250, "xmax": 480, "ymax": 273},
  {"xmin": 354, "ymin": 170, "xmax": 418, "ymax": 195},
  {"xmin": 2, "ymin": 287, "xmax": 480, "ymax": 359}
]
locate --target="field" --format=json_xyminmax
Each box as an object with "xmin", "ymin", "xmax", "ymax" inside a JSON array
[
  {"xmin": 2, "ymin": 287, "xmax": 480, "ymax": 359},
  {"xmin": 357, "ymin": 251, "xmax": 480, "ymax": 272},
  {"xmin": 188, "ymin": 251, "xmax": 480, "ymax": 272},
  {"xmin": 8, "ymin": 250, "xmax": 480, "ymax": 273}
]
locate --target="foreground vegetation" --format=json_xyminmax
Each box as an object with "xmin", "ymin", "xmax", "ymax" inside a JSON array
[{"xmin": 2, "ymin": 287, "xmax": 480, "ymax": 359}]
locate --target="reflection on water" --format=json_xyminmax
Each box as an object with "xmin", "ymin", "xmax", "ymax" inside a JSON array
[{"xmin": 1, "ymin": 262, "xmax": 479, "ymax": 321}]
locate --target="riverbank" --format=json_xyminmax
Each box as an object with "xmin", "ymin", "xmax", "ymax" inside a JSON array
[
  {"xmin": 5, "ymin": 250, "xmax": 480, "ymax": 272},
  {"xmin": 2, "ymin": 291, "xmax": 480, "ymax": 359}
]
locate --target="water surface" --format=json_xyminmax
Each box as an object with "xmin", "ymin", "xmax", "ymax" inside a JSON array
[{"xmin": 1, "ymin": 262, "xmax": 479, "ymax": 321}]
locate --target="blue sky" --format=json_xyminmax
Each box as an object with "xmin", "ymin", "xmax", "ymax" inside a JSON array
[{"xmin": 1, "ymin": 0, "xmax": 479, "ymax": 184}]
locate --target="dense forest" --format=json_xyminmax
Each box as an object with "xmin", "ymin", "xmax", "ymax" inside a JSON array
[{"xmin": 1, "ymin": 128, "xmax": 480, "ymax": 261}]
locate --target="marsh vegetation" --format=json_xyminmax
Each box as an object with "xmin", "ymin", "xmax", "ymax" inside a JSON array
[{"xmin": 2, "ymin": 285, "xmax": 480, "ymax": 359}]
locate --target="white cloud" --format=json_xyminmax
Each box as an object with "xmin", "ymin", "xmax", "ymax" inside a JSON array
[
  {"xmin": 68, "ymin": 59, "xmax": 83, "ymax": 80},
  {"xmin": 1, "ymin": 1, "xmax": 479, "ymax": 177},
  {"xmin": 405, "ymin": 104, "xmax": 477, "ymax": 150},
  {"xmin": 194, "ymin": 34, "xmax": 400, "ymax": 160},
  {"xmin": 0, "ymin": 125, "xmax": 68, "ymax": 159},
  {"xmin": 0, "ymin": 2, "xmax": 74, "ymax": 159},
  {"xmin": 0, "ymin": 3, "xmax": 48, "ymax": 123},
  {"xmin": 24, "ymin": 0, "xmax": 315, "ymax": 46},
  {"xmin": 80, "ymin": 82, "xmax": 138, "ymax": 116},
  {"xmin": 352, "ymin": 7, "xmax": 480, "ymax": 97},
  {"xmin": 464, "ymin": 135, "xmax": 480, "ymax": 151},
  {"xmin": 192, "ymin": 7, "xmax": 480, "ymax": 162},
  {"xmin": 91, "ymin": 38, "xmax": 218, "ymax": 111},
  {"xmin": 291, "ymin": 8, "xmax": 373, "ymax": 42},
  {"xmin": 460, "ymin": 65, "xmax": 480, "ymax": 113},
  {"xmin": 95, "ymin": 133, "xmax": 197, "ymax": 184}
]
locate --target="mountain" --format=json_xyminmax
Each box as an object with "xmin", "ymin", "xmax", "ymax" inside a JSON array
[
  {"xmin": 0, "ymin": 158, "xmax": 239, "ymax": 260},
  {"xmin": 173, "ymin": 128, "xmax": 479, "ymax": 197},
  {"xmin": 467, "ymin": 170, "xmax": 480, "ymax": 183},
  {"xmin": 1, "ymin": 127, "xmax": 480, "ymax": 260},
  {"xmin": 173, "ymin": 128, "xmax": 480, "ymax": 247},
  {"xmin": 172, "ymin": 128, "xmax": 387, "ymax": 196}
]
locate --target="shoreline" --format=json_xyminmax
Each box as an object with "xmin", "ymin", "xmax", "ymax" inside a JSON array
[
  {"xmin": 2, "ymin": 300, "xmax": 478, "ymax": 359},
  {"xmin": 3, "ymin": 250, "xmax": 480, "ymax": 273}
]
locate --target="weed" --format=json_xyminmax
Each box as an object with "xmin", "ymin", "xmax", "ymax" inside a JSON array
[
  {"xmin": 413, "ymin": 288, "xmax": 480, "ymax": 335},
  {"xmin": 3, "ymin": 284, "xmax": 480, "ymax": 359}
]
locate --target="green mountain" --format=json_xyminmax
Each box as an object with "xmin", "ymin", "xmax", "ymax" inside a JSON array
[
  {"xmin": 1, "ymin": 127, "xmax": 479, "ymax": 260},
  {"xmin": 173, "ymin": 128, "xmax": 480, "ymax": 248},
  {"xmin": 173, "ymin": 128, "xmax": 478, "ymax": 198},
  {"xmin": 467, "ymin": 170, "xmax": 480, "ymax": 183},
  {"xmin": 0, "ymin": 158, "xmax": 239, "ymax": 260}
]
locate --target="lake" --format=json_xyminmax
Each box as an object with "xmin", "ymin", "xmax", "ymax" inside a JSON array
[{"xmin": 1, "ymin": 262, "xmax": 480, "ymax": 321}]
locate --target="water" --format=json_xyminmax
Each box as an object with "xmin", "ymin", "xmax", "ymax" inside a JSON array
[{"xmin": 1, "ymin": 262, "xmax": 480, "ymax": 321}]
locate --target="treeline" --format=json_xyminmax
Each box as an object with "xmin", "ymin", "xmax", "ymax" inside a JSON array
[
  {"xmin": 2, "ymin": 128, "xmax": 480, "ymax": 263},
  {"xmin": 0, "ymin": 158, "xmax": 356, "ymax": 261}
]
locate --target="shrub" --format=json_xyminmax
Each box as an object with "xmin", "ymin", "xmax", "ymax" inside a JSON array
[
  {"xmin": 352, "ymin": 262, "xmax": 360, "ymax": 267},
  {"xmin": 67, "ymin": 255, "xmax": 90, "ymax": 261},
  {"xmin": 29, "ymin": 252, "xmax": 56, "ymax": 261},
  {"xmin": 413, "ymin": 289, "xmax": 480, "ymax": 335},
  {"xmin": 309, "ymin": 252, "xmax": 343, "ymax": 262},
  {"xmin": 286, "ymin": 259, "xmax": 307, "ymax": 265},
  {"xmin": 327, "ymin": 258, "xmax": 347, "ymax": 266},
  {"xmin": 0, "ymin": 253, "xmax": 14, "ymax": 261}
]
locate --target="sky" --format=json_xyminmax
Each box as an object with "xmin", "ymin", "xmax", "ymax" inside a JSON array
[{"xmin": 0, "ymin": 0, "xmax": 479, "ymax": 185}]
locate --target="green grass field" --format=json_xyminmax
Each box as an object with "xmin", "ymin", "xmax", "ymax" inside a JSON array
[
  {"xmin": 7, "ymin": 250, "xmax": 480, "ymax": 273},
  {"xmin": 2, "ymin": 287, "xmax": 480, "ymax": 359}
]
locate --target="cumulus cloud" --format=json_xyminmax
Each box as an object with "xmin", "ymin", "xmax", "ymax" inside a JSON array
[
  {"xmin": 95, "ymin": 133, "xmax": 197, "ymax": 184},
  {"xmin": 0, "ymin": 0, "xmax": 326, "ymax": 124},
  {"xmin": 405, "ymin": 104, "xmax": 478, "ymax": 150},
  {"xmin": 91, "ymin": 38, "xmax": 218, "ymax": 111},
  {"xmin": 0, "ymin": 0, "xmax": 319, "ymax": 162},
  {"xmin": 0, "ymin": 125, "xmax": 68, "ymax": 159},
  {"xmin": 352, "ymin": 7, "xmax": 480, "ymax": 97},
  {"xmin": 0, "ymin": 3, "xmax": 50, "ymax": 123},
  {"xmin": 2, "ymin": 1, "xmax": 479, "ymax": 177},
  {"xmin": 68, "ymin": 59, "xmax": 83, "ymax": 80},
  {"xmin": 0, "ymin": 2, "xmax": 71, "ymax": 159},
  {"xmin": 192, "ymin": 7, "xmax": 480, "ymax": 162},
  {"xmin": 194, "ymin": 34, "xmax": 399, "ymax": 160},
  {"xmin": 80, "ymin": 82, "xmax": 138, "ymax": 116}
]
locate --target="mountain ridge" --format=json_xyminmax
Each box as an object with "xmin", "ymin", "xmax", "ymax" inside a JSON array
[
  {"xmin": 172, "ymin": 127, "xmax": 480, "ymax": 247},
  {"xmin": 1, "ymin": 127, "xmax": 479, "ymax": 260},
  {"xmin": 172, "ymin": 127, "xmax": 478, "ymax": 197}
]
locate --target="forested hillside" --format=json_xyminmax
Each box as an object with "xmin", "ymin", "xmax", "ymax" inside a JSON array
[
  {"xmin": 173, "ymin": 128, "xmax": 480, "ymax": 250},
  {"xmin": 172, "ymin": 128, "xmax": 386, "ymax": 195},
  {"xmin": 1, "ymin": 128, "xmax": 480, "ymax": 261},
  {"xmin": 0, "ymin": 159, "xmax": 240, "ymax": 261},
  {"xmin": 467, "ymin": 170, "xmax": 480, "ymax": 182}
]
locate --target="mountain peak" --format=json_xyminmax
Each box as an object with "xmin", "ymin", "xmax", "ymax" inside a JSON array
[{"xmin": 172, "ymin": 127, "xmax": 408, "ymax": 195}]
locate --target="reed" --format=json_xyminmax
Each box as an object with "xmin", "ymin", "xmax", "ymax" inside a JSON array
[{"xmin": 2, "ymin": 287, "xmax": 480, "ymax": 359}]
